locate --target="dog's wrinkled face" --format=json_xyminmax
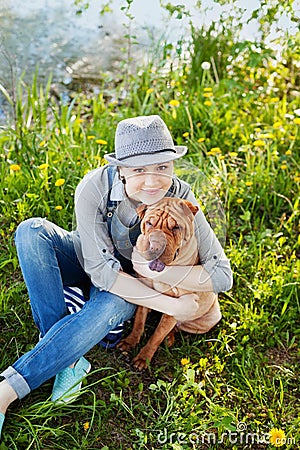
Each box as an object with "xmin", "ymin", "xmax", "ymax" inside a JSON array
[{"xmin": 136, "ymin": 198, "xmax": 198, "ymax": 271}]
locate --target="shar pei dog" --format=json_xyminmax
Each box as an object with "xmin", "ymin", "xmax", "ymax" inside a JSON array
[{"xmin": 118, "ymin": 197, "xmax": 221, "ymax": 369}]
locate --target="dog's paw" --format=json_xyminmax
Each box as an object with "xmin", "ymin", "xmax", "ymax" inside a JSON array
[
  {"xmin": 132, "ymin": 354, "xmax": 150, "ymax": 371},
  {"xmin": 117, "ymin": 336, "xmax": 139, "ymax": 352}
]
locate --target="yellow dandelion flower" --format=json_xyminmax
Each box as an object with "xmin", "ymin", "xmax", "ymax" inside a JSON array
[
  {"xmin": 181, "ymin": 358, "xmax": 189, "ymax": 366},
  {"xmin": 95, "ymin": 139, "xmax": 108, "ymax": 145},
  {"xmin": 55, "ymin": 205, "xmax": 63, "ymax": 211},
  {"xmin": 197, "ymin": 122, "xmax": 201, "ymax": 127},
  {"xmin": 83, "ymin": 421, "xmax": 90, "ymax": 431},
  {"xmin": 169, "ymin": 99, "xmax": 180, "ymax": 107},
  {"xmin": 273, "ymin": 121, "xmax": 282, "ymax": 129},
  {"xmin": 294, "ymin": 175, "xmax": 300, "ymax": 182},
  {"xmin": 75, "ymin": 118, "xmax": 84, "ymax": 124},
  {"xmin": 280, "ymin": 164, "xmax": 287, "ymax": 170},
  {"xmin": 285, "ymin": 150, "xmax": 292, "ymax": 155},
  {"xmin": 87, "ymin": 135, "xmax": 95, "ymax": 140},
  {"xmin": 146, "ymin": 88, "xmax": 154, "ymax": 94},
  {"xmin": 219, "ymin": 155, "xmax": 226, "ymax": 160},
  {"xmin": 77, "ymin": 162, "xmax": 81, "ymax": 166},
  {"xmin": 245, "ymin": 181, "xmax": 253, "ymax": 187},
  {"xmin": 204, "ymin": 87, "xmax": 212, "ymax": 92},
  {"xmin": 229, "ymin": 151, "xmax": 238, "ymax": 157},
  {"xmin": 258, "ymin": 133, "xmax": 274, "ymax": 139},
  {"xmin": 198, "ymin": 137, "xmax": 205, "ymax": 143},
  {"xmin": 170, "ymin": 80, "xmax": 176, "ymax": 87},
  {"xmin": 182, "ymin": 132, "xmax": 189, "ymax": 138},
  {"xmin": 237, "ymin": 198, "xmax": 244, "ymax": 204},
  {"xmin": 293, "ymin": 117, "xmax": 300, "ymax": 125},
  {"xmin": 253, "ymin": 140, "xmax": 265, "ymax": 147},
  {"xmin": 204, "ymin": 100, "xmax": 212, "ymax": 106},
  {"xmin": 270, "ymin": 97, "xmax": 280, "ymax": 103},
  {"xmin": 211, "ymin": 147, "xmax": 221, "ymax": 154},
  {"xmin": 269, "ymin": 428, "xmax": 286, "ymax": 447},
  {"xmin": 254, "ymin": 128, "xmax": 261, "ymax": 132},
  {"xmin": 38, "ymin": 163, "xmax": 49, "ymax": 170},
  {"xmin": 55, "ymin": 178, "xmax": 65, "ymax": 187},
  {"xmin": 39, "ymin": 140, "xmax": 47, "ymax": 147},
  {"xmin": 203, "ymin": 92, "xmax": 213, "ymax": 98},
  {"xmin": 289, "ymin": 135, "xmax": 296, "ymax": 140},
  {"xmin": 10, "ymin": 164, "xmax": 21, "ymax": 171}
]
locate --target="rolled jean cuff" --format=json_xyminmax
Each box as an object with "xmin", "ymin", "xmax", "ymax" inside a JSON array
[{"xmin": 1, "ymin": 366, "xmax": 31, "ymax": 399}]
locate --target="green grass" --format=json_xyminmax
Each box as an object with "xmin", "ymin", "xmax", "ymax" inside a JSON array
[{"xmin": 0, "ymin": 6, "xmax": 299, "ymax": 449}]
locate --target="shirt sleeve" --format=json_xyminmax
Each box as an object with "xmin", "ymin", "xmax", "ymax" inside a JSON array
[
  {"xmin": 74, "ymin": 168, "xmax": 121, "ymax": 291},
  {"xmin": 179, "ymin": 181, "xmax": 233, "ymax": 294}
]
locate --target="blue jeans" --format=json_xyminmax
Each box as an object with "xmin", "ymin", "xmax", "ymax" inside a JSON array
[{"xmin": 1, "ymin": 218, "xmax": 136, "ymax": 399}]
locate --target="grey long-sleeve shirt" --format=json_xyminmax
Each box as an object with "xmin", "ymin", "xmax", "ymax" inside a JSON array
[{"xmin": 73, "ymin": 165, "xmax": 233, "ymax": 294}]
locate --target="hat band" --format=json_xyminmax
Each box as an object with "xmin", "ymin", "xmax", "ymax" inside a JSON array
[{"xmin": 117, "ymin": 148, "xmax": 176, "ymax": 161}]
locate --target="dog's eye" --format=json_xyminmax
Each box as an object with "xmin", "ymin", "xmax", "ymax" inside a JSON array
[
  {"xmin": 172, "ymin": 225, "xmax": 181, "ymax": 233},
  {"xmin": 145, "ymin": 221, "xmax": 153, "ymax": 229}
]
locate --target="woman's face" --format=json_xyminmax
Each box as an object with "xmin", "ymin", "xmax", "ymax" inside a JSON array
[{"xmin": 119, "ymin": 162, "xmax": 174, "ymax": 205}]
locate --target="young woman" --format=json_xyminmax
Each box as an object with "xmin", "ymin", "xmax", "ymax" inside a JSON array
[{"xmin": 0, "ymin": 115, "xmax": 232, "ymax": 436}]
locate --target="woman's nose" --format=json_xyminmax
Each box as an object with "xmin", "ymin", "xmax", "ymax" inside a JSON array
[{"xmin": 143, "ymin": 172, "xmax": 159, "ymax": 186}]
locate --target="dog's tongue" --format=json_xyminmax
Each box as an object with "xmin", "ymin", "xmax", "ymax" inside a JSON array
[{"xmin": 148, "ymin": 259, "xmax": 165, "ymax": 272}]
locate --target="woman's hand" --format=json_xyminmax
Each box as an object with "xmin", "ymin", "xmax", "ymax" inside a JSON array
[{"xmin": 173, "ymin": 293, "xmax": 200, "ymax": 322}]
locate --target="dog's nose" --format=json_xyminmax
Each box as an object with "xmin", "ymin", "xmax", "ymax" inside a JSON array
[{"xmin": 149, "ymin": 230, "xmax": 167, "ymax": 256}]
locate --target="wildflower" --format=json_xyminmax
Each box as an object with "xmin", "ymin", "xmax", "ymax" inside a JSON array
[
  {"xmin": 201, "ymin": 61, "xmax": 211, "ymax": 70},
  {"xmin": 197, "ymin": 122, "xmax": 201, "ymax": 127},
  {"xmin": 55, "ymin": 205, "xmax": 63, "ymax": 211},
  {"xmin": 253, "ymin": 140, "xmax": 265, "ymax": 147},
  {"xmin": 289, "ymin": 135, "xmax": 296, "ymax": 140},
  {"xmin": 258, "ymin": 133, "xmax": 274, "ymax": 139},
  {"xmin": 273, "ymin": 121, "xmax": 282, "ymax": 129},
  {"xmin": 293, "ymin": 117, "xmax": 300, "ymax": 125},
  {"xmin": 75, "ymin": 118, "xmax": 84, "ymax": 124},
  {"xmin": 204, "ymin": 100, "xmax": 212, "ymax": 106},
  {"xmin": 280, "ymin": 164, "xmax": 287, "ymax": 170},
  {"xmin": 199, "ymin": 357, "xmax": 208, "ymax": 369},
  {"xmin": 55, "ymin": 178, "xmax": 65, "ymax": 187},
  {"xmin": 169, "ymin": 99, "xmax": 180, "ymax": 107},
  {"xmin": 83, "ymin": 421, "xmax": 90, "ymax": 431},
  {"xmin": 198, "ymin": 137, "xmax": 205, "ymax": 143},
  {"xmin": 181, "ymin": 358, "xmax": 189, "ymax": 366},
  {"xmin": 87, "ymin": 135, "xmax": 95, "ymax": 140},
  {"xmin": 237, "ymin": 198, "xmax": 244, "ymax": 204},
  {"xmin": 254, "ymin": 128, "xmax": 261, "ymax": 132},
  {"xmin": 245, "ymin": 181, "xmax": 253, "ymax": 187},
  {"xmin": 294, "ymin": 108, "xmax": 300, "ymax": 115},
  {"xmin": 38, "ymin": 163, "xmax": 49, "ymax": 170},
  {"xmin": 95, "ymin": 139, "xmax": 108, "ymax": 145},
  {"xmin": 203, "ymin": 92, "xmax": 213, "ymax": 98},
  {"xmin": 10, "ymin": 164, "xmax": 21, "ymax": 171},
  {"xmin": 229, "ymin": 151, "xmax": 238, "ymax": 157},
  {"xmin": 269, "ymin": 428, "xmax": 286, "ymax": 447},
  {"xmin": 270, "ymin": 97, "xmax": 280, "ymax": 103},
  {"xmin": 285, "ymin": 150, "xmax": 292, "ymax": 155},
  {"xmin": 39, "ymin": 140, "xmax": 47, "ymax": 147},
  {"xmin": 146, "ymin": 88, "xmax": 154, "ymax": 94},
  {"xmin": 182, "ymin": 132, "xmax": 189, "ymax": 138},
  {"xmin": 210, "ymin": 147, "xmax": 221, "ymax": 154},
  {"xmin": 204, "ymin": 87, "xmax": 212, "ymax": 92},
  {"xmin": 294, "ymin": 175, "xmax": 300, "ymax": 182}
]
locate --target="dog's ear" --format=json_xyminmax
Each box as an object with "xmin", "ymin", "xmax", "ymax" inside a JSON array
[
  {"xmin": 182, "ymin": 200, "xmax": 199, "ymax": 216},
  {"xmin": 136, "ymin": 204, "xmax": 148, "ymax": 219}
]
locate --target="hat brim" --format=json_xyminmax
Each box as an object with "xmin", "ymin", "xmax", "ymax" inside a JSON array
[{"xmin": 104, "ymin": 146, "xmax": 187, "ymax": 167}]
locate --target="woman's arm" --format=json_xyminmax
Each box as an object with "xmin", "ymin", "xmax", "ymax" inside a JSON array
[
  {"xmin": 110, "ymin": 271, "xmax": 201, "ymax": 322},
  {"xmin": 131, "ymin": 247, "xmax": 214, "ymax": 291}
]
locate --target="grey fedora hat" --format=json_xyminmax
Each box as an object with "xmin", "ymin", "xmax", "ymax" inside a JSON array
[{"xmin": 105, "ymin": 115, "xmax": 187, "ymax": 167}]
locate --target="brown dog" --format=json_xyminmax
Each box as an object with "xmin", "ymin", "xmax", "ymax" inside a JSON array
[{"xmin": 118, "ymin": 197, "xmax": 221, "ymax": 370}]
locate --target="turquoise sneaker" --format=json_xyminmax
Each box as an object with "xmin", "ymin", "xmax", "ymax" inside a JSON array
[
  {"xmin": 0, "ymin": 412, "xmax": 4, "ymax": 437},
  {"xmin": 51, "ymin": 356, "xmax": 91, "ymax": 403}
]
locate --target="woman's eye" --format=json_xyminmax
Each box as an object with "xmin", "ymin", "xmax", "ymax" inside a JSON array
[
  {"xmin": 157, "ymin": 165, "xmax": 167, "ymax": 171},
  {"xmin": 134, "ymin": 168, "xmax": 145, "ymax": 174}
]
